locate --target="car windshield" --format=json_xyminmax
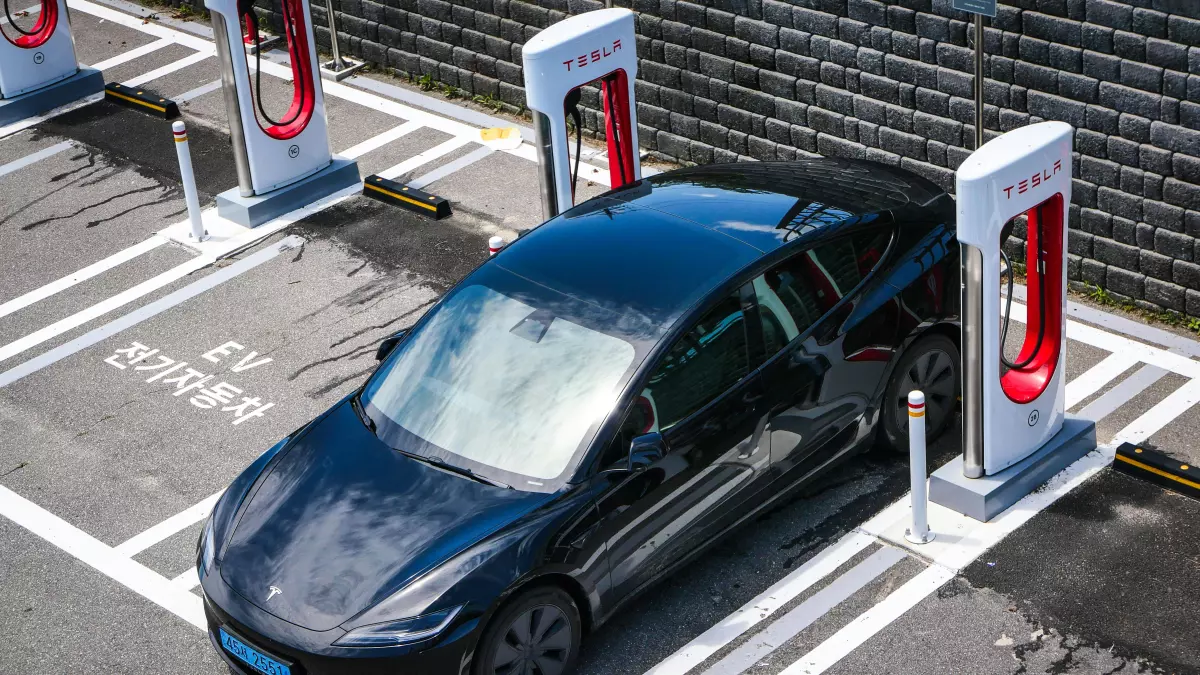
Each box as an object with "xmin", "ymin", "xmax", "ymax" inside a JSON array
[{"xmin": 361, "ymin": 282, "xmax": 637, "ymax": 485}]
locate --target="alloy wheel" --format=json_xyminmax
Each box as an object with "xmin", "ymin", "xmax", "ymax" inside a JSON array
[
  {"xmin": 896, "ymin": 348, "xmax": 956, "ymax": 435},
  {"xmin": 491, "ymin": 604, "xmax": 573, "ymax": 675}
]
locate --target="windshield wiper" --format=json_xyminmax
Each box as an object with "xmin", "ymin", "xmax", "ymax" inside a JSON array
[
  {"xmin": 350, "ymin": 396, "xmax": 377, "ymax": 433},
  {"xmin": 394, "ymin": 448, "xmax": 512, "ymax": 489}
]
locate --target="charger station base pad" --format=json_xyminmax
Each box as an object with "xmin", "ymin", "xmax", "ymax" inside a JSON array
[
  {"xmin": 216, "ymin": 157, "xmax": 360, "ymax": 228},
  {"xmin": 930, "ymin": 415, "xmax": 1097, "ymax": 522},
  {"xmin": 0, "ymin": 67, "xmax": 104, "ymax": 127}
]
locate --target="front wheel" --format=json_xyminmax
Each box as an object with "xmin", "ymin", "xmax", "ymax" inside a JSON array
[
  {"xmin": 881, "ymin": 333, "xmax": 959, "ymax": 453},
  {"xmin": 472, "ymin": 586, "xmax": 581, "ymax": 675}
]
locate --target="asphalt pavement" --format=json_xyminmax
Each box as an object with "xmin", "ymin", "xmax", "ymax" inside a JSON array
[{"xmin": 2, "ymin": 2, "xmax": 1200, "ymax": 674}]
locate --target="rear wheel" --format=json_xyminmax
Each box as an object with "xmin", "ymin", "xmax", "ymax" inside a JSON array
[
  {"xmin": 472, "ymin": 586, "xmax": 581, "ymax": 675},
  {"xmin": 881, "ymin": 333, "xmax": 959, "ymax": 453}
]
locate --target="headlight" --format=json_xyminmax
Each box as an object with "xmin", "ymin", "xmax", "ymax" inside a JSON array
[
  {"xmin": 334, "ymin": 605, "xmax": 464, "ymax": 648},
  {"xmin": 196, "ymin": 516, "xmax": 216, "ymax": 577}
]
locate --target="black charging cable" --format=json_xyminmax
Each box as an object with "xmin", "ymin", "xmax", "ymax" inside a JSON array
[
  {"xmin": 246, "ymin": 1, "xmax": 306, "ymax": 127},
  {"xmin": 4, "ymin": 0, "xmax": 39, "ymax": 36},
  {"xmin": 999, "ymin": 216, "xmax": 1047, "ymax": 371},
  {"xmin": 564, "ymin": 87, "xmax": 583, "ymax": 200}
]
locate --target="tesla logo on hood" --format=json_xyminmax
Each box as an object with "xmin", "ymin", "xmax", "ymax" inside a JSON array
[{"xmin": 266, "ymin": 586, "xmax": 282, "ymax": 602}]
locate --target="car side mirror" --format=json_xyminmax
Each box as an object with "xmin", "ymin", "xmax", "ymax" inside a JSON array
[
  {"xmin": 627, "ymin": 432, "xmax": 665, "ymax": 471},
  {"xmin": 375, "ymin": 329, "xmax": 409, "ymax": 361}
]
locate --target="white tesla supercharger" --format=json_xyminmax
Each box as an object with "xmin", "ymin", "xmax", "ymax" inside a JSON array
[
  {"xmin": 929, "ymin": 122, "xmax": 1094, "ymax": 523},
  {"xmin": 0, "ymin": 0, "xmax": 102, "ymax": 125},
  {"xmin": 522, "ymin": 9, "xmax": 641, "ymax": 221}
]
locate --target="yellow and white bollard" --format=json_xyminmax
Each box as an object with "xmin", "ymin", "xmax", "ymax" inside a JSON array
[
  {"xmin": 905, "ymin": 390, "xmax": 934, "ymax": 544},
  {"xmin": 172, "ymin": 121, "xmax": 206, "ymax": 242}
]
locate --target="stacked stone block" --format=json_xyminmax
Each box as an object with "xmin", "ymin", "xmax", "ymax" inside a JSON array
[{"xmin": 241, "ymin": 0, "xmax": 1200, "ymax": 317}]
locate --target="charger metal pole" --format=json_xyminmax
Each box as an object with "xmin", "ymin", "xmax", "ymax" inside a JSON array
[
  {"xmin": 954, "ymin": 0, "xmax": 996, "ymax": 479},
  {"xmin": 323, "ymin": 0, "xmax": 347, "ymax": 71},
  {"xmin": 974, "ymin": 14, "xmax": 984, "ymax": 149}
]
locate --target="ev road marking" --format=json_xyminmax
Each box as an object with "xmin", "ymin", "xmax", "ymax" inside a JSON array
[{"xmin": 0, "ymin": 140, "xmax": 73, "ymax": 179}]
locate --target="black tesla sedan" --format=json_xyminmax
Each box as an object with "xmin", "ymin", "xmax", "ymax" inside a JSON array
[{"xmin": 199, "ymin": 159, "xmax": 960, "ymax": 675}]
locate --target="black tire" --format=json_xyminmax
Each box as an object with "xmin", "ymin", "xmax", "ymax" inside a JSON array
[
  {"xmin": 472, "ymin": 585, "xmax": 582, "ymax": 675},
  {"xmin": 881, "ymin": 333, "xmax": 959, "ymax": 453}
]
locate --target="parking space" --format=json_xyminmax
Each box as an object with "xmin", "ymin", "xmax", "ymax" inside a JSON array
[{"xmin": 3, "ymin": 1, "xmax": 1200, "ymax": 673}]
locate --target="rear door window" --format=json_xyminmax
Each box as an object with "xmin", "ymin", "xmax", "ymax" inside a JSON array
[
  {"xmin": 754, "ymin": 229, "xmax": 893, "ymax": 354},
  {"xmin": 641, "ymin": 291, "xmax": 750, "ymax": 432}
]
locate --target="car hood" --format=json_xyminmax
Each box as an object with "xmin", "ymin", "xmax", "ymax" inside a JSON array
[{"xmin": 219, "ymin": 399, "xmax": 551, "ymax": 632}]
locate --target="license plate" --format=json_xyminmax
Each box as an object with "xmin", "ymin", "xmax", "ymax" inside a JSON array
[{"xmin": 219, "ymin": 628, "xmax": 292, "ymax": 675}]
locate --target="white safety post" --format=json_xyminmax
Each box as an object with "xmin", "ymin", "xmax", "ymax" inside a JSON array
[
  {"xmin": 172, "ymin": 121, "xmax": 206, "ymax": 242},
  {"xmin": 904, "ymin": 390, "xmax": 934, "ymax": 544},
  {"xmin": 488, "ymin": 236, "xmax": 505, "ymax": 256}
]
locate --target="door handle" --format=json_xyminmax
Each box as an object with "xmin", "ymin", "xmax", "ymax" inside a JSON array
[{"xmin": 742, "ymin": 392, "xmax": 763, "ymax": 405}]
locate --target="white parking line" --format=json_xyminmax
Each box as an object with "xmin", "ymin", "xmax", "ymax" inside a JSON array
[
  {"xmin": 1111, "ymin": 377, "xmax": 1200, "ymax": 446},
  {"xmin": 1065, "ymin": 352, "xmax": 1141, "ymax": 410},
  {"xmin": 1008, "ymin": 301, "xmax": 1200, "ymax": 379},
  {"xmin": 1013, "ymin": 284, "xmax": 1200, "ymax": 359},
  {"xmin": 703, "ymin": 546, "xmax": 907, "ymax": 675},
  {"xmin": 0, "ymin": 253, "xmax": 212, "ymax": 365},
  {"xmin": 408, "ymin": 145, "xmax": 494, "ymax": 189},
  {"xmin": 89, "ymin": 37, "xmax": 172, "ymax": 71},
  {"xmin": 645, "ymin": 532, "xmax": 875, "ymax": 675},
  {"xmin": 0, "ymin": 4, "xmax": 39, "ymax": 26},
  {"xmin": 0, "ymin": 237, "xmax": 166, "ymax": 320},
  {"xmin": 122, "ymin": 49, "xmax": 214, "ymax": 87},
  {"xmin": 171, "ymin": 566, "xmax": 200, "ymax": 592},
  {"xmin": 340, "ymin": 120, "xmax": 423, "ymax": 159},
  {"xmin": 0, "ymin": 93, "xmax": 105, "ymax": 139},
  {"xmin": 0, "ymin": 236, "xmax": 303, "ymax": 388},
  {"xmin": 0, "ymin": 140, "xmax": 73, "ymax": 179},
  {"xmin": 0, "ymin": 484, "xmax": 205, "ymax": 629},
  {"xmin": 114, "ymin": 491, "xmax": 223, "ymax": 557},
  {"xmin": 377, "ymin": 136, "xmax": 473, "ymax": 181},
  {"xmin": 777, "ymin": 565, "xmax": 956, "ymax": 675},
  {"xmin": 173, "ymin": 78, "xmax": 222, "ymax": 104},
  {"xmin": 1076, "ymin": 365, "xmax": 1168, "ymax": 423}
]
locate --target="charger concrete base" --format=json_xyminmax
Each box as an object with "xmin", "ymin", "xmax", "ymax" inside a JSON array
[
  {"xmin": 929, "ymin": 415, "xmax": 1097, "ymax": 522},
  {"xmin": 215, "ymin": 157, "xmax": 360, "ymax": 227},
  {"xmin": 0, "ymin": 67, "xmax": 104, "ymax": 127}
]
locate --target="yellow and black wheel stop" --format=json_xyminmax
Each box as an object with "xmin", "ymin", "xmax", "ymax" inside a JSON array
[
  {"xmin": 104, "ymin": 82, "xmax": 180, "ymax": 119},
  {"xmin": 1113, "ymin": 442, "xmax": 1200, "ymax": 501},
  {"xmin": 362, "ymin": 175, "xmax": 452, "ymax": 220}
]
